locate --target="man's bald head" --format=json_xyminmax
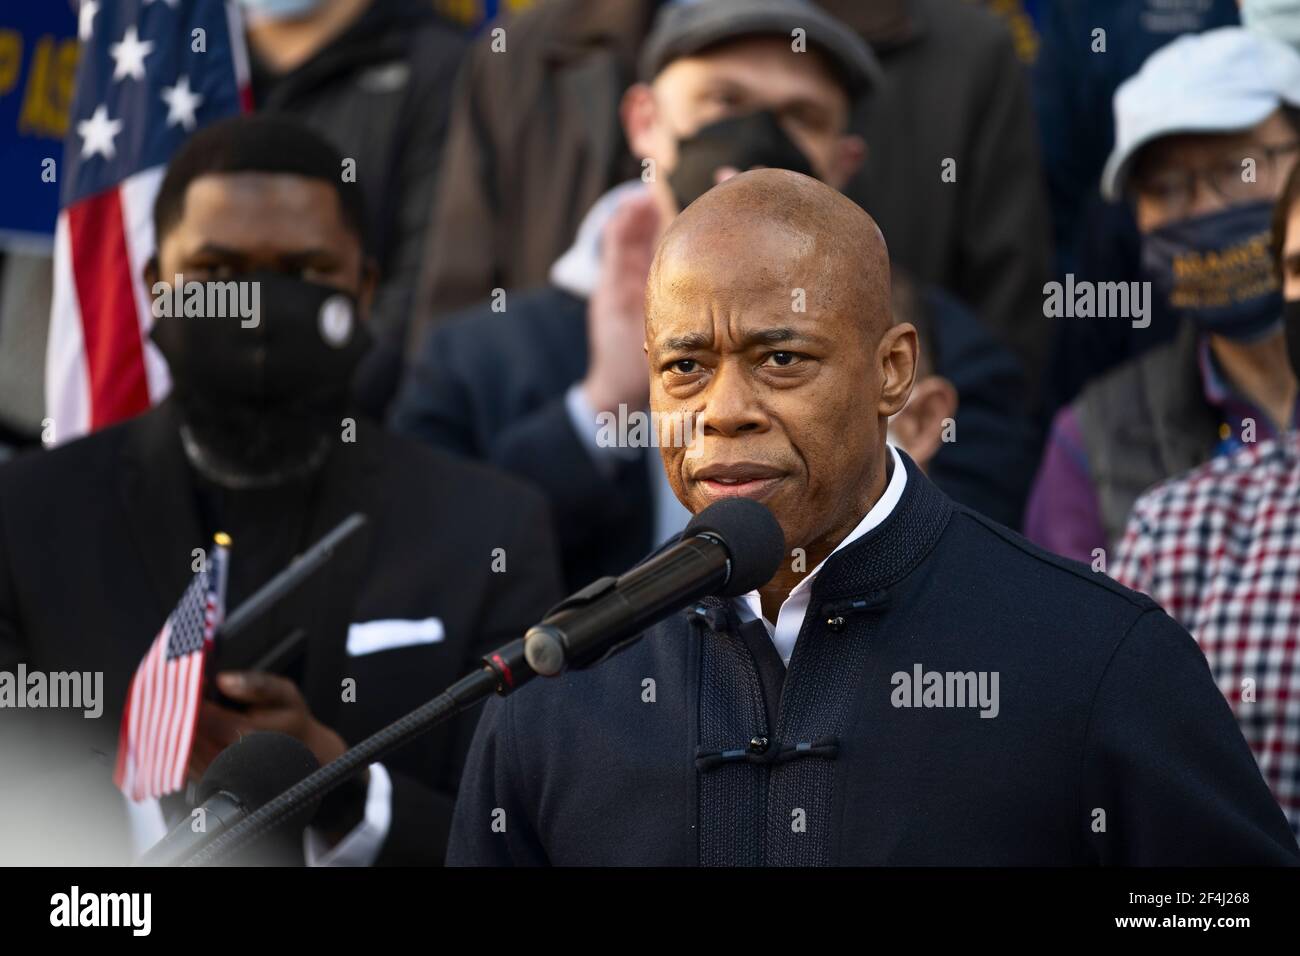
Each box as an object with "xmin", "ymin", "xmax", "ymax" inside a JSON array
[
  {"xmin": 644, "ymin": 168, "xmax": 917, "ymax": 594},
  {"xmin": 647, "ymin": 168, "xmax": 891, "ymax": 344}
]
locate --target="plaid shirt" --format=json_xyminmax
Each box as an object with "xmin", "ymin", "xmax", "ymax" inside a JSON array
[{"xmin": 1114, "ymin": 434, "xmax": 1300, "ymax": 834}]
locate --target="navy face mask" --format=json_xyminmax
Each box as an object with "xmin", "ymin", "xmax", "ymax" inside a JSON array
[
  {"xmin": 151, "ymin": 271, "xmax": 371, "ymax": 487},
  {"xmin": 1140, "ymin": 201, "xmax": 1283, "ymax": 342},
  {"xmin": 667, "ymin": 109, "xmax": 816, "ymax": 211}
]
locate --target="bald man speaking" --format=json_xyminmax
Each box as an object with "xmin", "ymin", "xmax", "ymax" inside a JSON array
[{"xmin": 448, "ymin": 171, "xmax": 1298, "ymax": 866}]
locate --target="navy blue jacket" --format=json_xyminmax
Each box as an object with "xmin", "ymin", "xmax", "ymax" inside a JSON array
[
  {"xmin": 392, "ymin": 283, "xmax": 1040, "ymax": 590},
  {"xmin": 448, "ymin": 451, "xmax": 1299, "ymax": 865}
]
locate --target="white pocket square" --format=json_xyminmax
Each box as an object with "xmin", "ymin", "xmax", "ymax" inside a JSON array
[{"xmin": 346, "ymin": 618, "xmax": 445, "ymax": 657}]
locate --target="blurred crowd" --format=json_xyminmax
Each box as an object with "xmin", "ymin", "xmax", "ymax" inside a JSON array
[{"xmin": 4, "ymin": 0, "xmax": 1300, "ymax": 855}]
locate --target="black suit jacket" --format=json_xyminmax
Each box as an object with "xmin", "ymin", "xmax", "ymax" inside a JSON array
[
  {"xmin": 0, "ymin": 401, "xmax": 563, "ymax": 865},
  {"xmin": 391, "ymin": 284, "xmax": 1040, "ymax": 590}
]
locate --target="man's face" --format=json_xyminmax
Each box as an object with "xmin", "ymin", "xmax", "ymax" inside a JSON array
[
  {"xmin": 648, "ymin": 221, "xmax": 911, "ymax": 556},
  {"xmin": 1132, "ymin": 110, "xmax": 1300, "ymax": 232},
  {"xmin": 624, "ymin": 36, "xmax": 863, "ymax": 223},
  {"xmin": 150, "ymin": 171, "xmax": 368, "ymax": 298}
]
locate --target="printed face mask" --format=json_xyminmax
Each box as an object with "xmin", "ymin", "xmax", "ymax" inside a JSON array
[
  {"xmin": 667, "ymin": 109, "xmax": 817, "ymax": 211},
  {"xmin": 150, "ymin": 271, "xmax": 371, "ymax": 487},
  {"xmin": 1140, "ymin": 201, "xmax": 1283, "ymax": 342}
]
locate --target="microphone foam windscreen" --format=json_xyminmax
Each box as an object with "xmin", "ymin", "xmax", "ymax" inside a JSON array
[
  {"xmin": 686, "ymin": 498, "xmax": 785, "ymax": 597},
  {"xmin": 196, "ymin": 731, "xmax": 320, "ymax": 812}
]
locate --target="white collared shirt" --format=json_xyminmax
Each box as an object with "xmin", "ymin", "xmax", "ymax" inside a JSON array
[{"xmin": 733, "ymin": 444, "xmax": 907, "ymax": 666}]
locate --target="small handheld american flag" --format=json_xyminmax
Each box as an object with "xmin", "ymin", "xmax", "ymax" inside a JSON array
[{"xmin": 114, "ymin": 533, "xmax": 230, "ymax": 802}]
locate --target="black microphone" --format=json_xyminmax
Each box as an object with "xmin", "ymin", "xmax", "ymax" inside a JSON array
[
  {"xmin": 523, "ymin": 498, "xmax": 785, "ymax": 676},
  {"xmin": 137, "ymin": 732, "xmax": 318, "ymax": 866}
]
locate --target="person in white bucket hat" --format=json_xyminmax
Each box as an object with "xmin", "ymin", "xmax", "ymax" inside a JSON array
[
  {"xmin": 1101, "ymin": 26, "xmax": 1300, "ymax": 202},
  {"xmin": 1027, "ymin": 27, "xmax": 1300, "ymax": 563}
]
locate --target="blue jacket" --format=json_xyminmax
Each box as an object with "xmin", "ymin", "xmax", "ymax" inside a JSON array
[{"xmin": 448, "ymin": 451, "xmax": 1299, "ymax": 865}]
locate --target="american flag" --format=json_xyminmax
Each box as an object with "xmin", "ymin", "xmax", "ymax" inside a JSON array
[
  {"xmin": 47, "ymin": 0, "xmax": 251, "ymax": 444},
  {"xmin": 115, "ymin": 536, "xmax": 229, "ymax": 802}
]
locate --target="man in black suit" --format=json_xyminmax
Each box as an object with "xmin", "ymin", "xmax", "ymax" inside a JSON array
[{"xmin": 0, "ymin": 115, "xmax": 562, "ymax": 865}]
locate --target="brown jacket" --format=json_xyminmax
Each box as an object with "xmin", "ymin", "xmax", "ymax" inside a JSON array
[{"xmin": 413, "ymin": 0, "xmax": 1051, "ymax": 392}]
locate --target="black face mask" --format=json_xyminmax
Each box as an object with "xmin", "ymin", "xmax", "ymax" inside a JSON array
[
  {"xmin": 1285, "ymin": 298, "xmax": 1300, "ymax": 383},
  {"xmin": 150, "ymin": 271, "xmax": 371, "ymax": 488},
  {"xmin": 667, "ymin": 109, "xmax": 817, "ymax": 211}
]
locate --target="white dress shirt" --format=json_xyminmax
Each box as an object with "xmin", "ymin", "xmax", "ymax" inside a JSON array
[
  {"xmin": 302, "ymin": 762, "xmax": 392, "ymax": 866},
  {"xmin": 733, "ymin": 444, "xmax": 907, "ymax": 666}
]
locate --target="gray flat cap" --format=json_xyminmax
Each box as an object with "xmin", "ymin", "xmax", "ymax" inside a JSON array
[{"xmin": 639, "ymin": 0, "xmax": 883, "ymax": 101}]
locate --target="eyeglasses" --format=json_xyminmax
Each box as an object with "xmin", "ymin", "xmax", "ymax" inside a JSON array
[{"xmin": 1130, "ymin": 141, "xmax": 1300, "ymax": 217}]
